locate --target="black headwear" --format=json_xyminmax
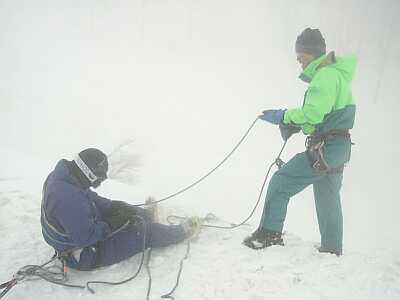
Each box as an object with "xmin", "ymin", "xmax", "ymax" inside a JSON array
[
  {"xmin": 73, "ymin": 148, "xmax": 108, "ymax": 188},
  {"xmin": 295, "ymin": 28, "xmax": 326, "ymax": 58}
]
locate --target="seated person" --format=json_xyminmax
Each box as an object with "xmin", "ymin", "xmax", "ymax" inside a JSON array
[{"xmin": 41, "ymin": 148, "xmax": 199, "ymax": 270}]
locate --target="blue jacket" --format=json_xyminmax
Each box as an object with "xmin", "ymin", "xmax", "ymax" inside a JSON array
[
  {"xmin": 41, "ymin": 160, "xmax": 185, "ymax": 270},
  {"xmin": 41, "ymin": 160, "xmax": 112, "ymax": 252}
]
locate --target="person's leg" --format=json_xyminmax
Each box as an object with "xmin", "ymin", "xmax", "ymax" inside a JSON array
[
  {"xmin": 129, "ymin": 206, "xmax": 153, "ymax": 224},
  {"xmin": 313, "ymin": 173, "xmax": 343, "ymax": 254},
  {"xmin": 66, "ymin": 246, "xmax": 98, "ymax": 271},
  {"xmin": 261, "ymin": 152, "xmax": 322, "ymax": 232},
  {"xmin": 96, "ymin": 222, "xmax": 185, "ymax": 267},
  {"xmin": 125, "ymin": 205, "xmax": 187, "ymax": 247}
]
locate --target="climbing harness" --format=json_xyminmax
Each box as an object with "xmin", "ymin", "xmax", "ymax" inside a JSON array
[{"xmin": 306, "ymin": 130, "xmax": 352, "ymax": 174}]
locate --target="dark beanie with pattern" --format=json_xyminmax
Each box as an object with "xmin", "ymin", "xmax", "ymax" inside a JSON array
[
  {"xmin": 295, "ymin": 28, "xmax": 326, "ymax": 58},
  {"xmin": 78, "ymin": 148, "xmax": 108, "ymax": 179}
]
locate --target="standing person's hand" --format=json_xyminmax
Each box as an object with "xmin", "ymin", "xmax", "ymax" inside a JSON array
[
  {"xmin": 279, "ymin": 123, "xmax": 301, "ymax": 141},
  {"xmin": 259, "ymin": 109, "xmax": 286, "ymax": 124}
]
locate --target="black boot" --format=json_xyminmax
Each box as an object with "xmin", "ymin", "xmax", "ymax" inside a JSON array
[{"xmin": 243, "ymin": 227, "xmax": 284, "ymax": 250}]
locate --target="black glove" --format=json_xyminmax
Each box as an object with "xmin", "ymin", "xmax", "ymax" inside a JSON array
[
  {"xmin": 103, "ymin": 201, "xmax": 140, "ymax": 231},
  {"xmin": 279, "ymin": 123, "xmax": 301, "ymax": 141}
]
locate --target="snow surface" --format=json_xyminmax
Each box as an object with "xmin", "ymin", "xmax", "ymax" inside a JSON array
[
  {"xmin": 1, "ymin": 0, "xmax": 400, "ymax": 299},
  {"xmin": 2, "ymin": 140, "xmax": 400, "ymax": 300},
  {"xmin": 1, "ymin": 169, "xmax": 400, "ymax": 300}
]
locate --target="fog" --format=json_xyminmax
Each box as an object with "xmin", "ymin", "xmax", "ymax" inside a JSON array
[{"xmin": 1, "ymin": 0, "xmax": 399, "ymax": 253}]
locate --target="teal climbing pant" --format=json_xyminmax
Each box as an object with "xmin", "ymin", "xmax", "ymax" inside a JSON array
[{"xmin": 261, "ymin": 136, "xmax": 351, "ymax": 253}]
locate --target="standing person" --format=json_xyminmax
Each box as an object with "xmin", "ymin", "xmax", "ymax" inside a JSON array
[
  {"xmin": 243, "ymin": 28, "xmax": 356, "ymax": 256},
  {"xmin": 41, "ymin": 148, "xmax": 200, "ymax": 270}
]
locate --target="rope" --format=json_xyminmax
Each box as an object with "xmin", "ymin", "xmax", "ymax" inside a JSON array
[
  {"xmin": 203, "ymin": 140, "xmax": 286, "ymax": 229},
  {"xmin": 82, "ymin": 119, "xmax": 285, "ymax": 297},
  {"xmin": 86, "ymin": 215, "xmax": 148, "ymax": 294},
  {"xmin": 0, "ymin": 280, "xmax": 17, "ymax": 299},
  {"xmin": 145, "ymin": 248, "xmax": 152, "ymax": 300},
  {"xmin": 161, "ymin": 241, "xmax": 191, "ymax": 300},
  {"xmin": 133, "ymin": 117, "xmax": 259, "ymax": 207},
  {"xmin": 1, "ymin": 117, "xmax": 287, "ymax": 300},
  {"xmin": 1, "ymin": 216, "xmax": 150, "ymax": 297},
  {"xmin": 0, "ymin": 254, "xmax": 86, "ymax": 299},
  {"xmin": 159, "ymin": 140, "xmax": 288, "ymax": 299}
]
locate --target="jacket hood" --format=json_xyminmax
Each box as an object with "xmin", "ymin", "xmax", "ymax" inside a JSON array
[
  {"xmin": 51, "ymin": 160, "xmax": 86, "ymax": 189},
  {"xmin": 299, "ymin": 51, "xmax": 357, "ymax": 83}
]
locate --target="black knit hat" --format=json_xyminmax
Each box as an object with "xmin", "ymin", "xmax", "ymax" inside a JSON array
[
  {"xmin": 74, "ymin": 148, "xmax": 108, "ymax": 186},
  {"xmin": 295, "ymin": 28, "xmax": 326, "ymax": 58}
]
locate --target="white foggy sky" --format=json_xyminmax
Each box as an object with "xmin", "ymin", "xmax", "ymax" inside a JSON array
[{"xmin": 1, "ymin": 0, "xmax": 399, "ymax": 252}]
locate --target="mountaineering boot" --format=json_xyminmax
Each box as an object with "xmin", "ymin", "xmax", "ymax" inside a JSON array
[
  {"xmin": 316, "ymin": 246, "xmax": 342, "ymax": 256},
  {"xmin": 181, "ymin": 217, "xmax": 202, "ymax": 239},
  {"xmin": 243, "ymin": 227, "xmax": 284, "ymax": 250}
]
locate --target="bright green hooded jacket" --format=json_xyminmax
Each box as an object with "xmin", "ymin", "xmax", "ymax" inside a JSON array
[{"xmin": 283, "ymin": 52, "xmax": 357, "ymax": 135}]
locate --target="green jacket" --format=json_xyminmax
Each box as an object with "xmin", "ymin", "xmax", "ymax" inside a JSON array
[{"xmin": 283, "ymin": 52, "xmax": 357, "ymax": 135}]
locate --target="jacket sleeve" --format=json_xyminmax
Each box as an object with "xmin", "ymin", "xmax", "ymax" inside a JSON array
[
  {"xmin": 88, "ymin": 190, "xmax": 113, "ymax": 216},
  {"xmin": 55, "ymin": 190, "xmax": 111, "ymax": 248},
  {"xmin": 283, "ymin": 68, "xmax": 338, "ymax": 133}
]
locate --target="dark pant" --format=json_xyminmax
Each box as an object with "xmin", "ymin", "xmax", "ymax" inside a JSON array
[
  {"xmin": 260, "ymin": 137, "xmax": 351, "ymax": 253},
  {"xmin": 68, "ymin": 207, "xmax": 185, "ymax": 270}
]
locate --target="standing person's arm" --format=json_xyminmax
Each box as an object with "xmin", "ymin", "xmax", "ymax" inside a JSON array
[{"xmin": 284, "ymin": 68, "xmax": 338, "ymax": 134}]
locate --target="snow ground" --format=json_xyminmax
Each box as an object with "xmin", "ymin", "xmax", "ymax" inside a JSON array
[
  {"xmin": 1, "ymin": 0, "xmax": 400, "ymax": 299},
  {"xmin": 1, "ymin": 151, "xmax": 400, "ymax": 300}
]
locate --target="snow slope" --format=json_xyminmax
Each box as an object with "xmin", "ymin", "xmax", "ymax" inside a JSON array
[
  {"xmin": 1, "ymin": 149, "xmax": 400, "ymax": 300},
  {"xmin": 2, "ymin": 0, "xmax": 400, "ymax": 299}
]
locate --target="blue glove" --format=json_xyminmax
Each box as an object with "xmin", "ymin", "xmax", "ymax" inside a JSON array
[{"xmin": 259, "ymin": 109, "xmax": 286, "ymax": 125}]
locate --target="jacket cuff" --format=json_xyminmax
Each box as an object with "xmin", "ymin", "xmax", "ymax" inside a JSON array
[{"xmin": 283, "ymin": 110, "xmax": 292, "ymax": 124}]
